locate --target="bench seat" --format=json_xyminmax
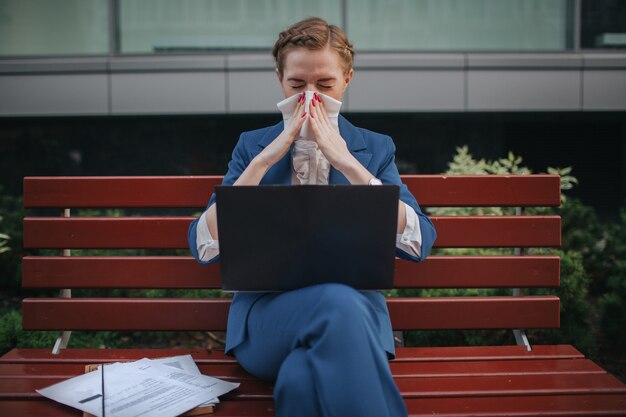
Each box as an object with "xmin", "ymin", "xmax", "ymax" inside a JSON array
[
  {"xmin": 2, "ymin": 347, "xmax": 626, "ymax": 416},
  {"xmin": 2, "ymin": 175, "xmax": 625, "ymax": 416}
]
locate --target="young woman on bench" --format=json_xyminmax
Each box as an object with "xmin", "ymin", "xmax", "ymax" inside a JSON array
[{"xmin": 188, "ymin": 17, "xmax": 436, "ymax": 417}]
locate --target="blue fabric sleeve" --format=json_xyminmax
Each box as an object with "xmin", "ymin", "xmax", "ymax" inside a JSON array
[
  {"xmin": 375, "ymin": 136, "xmax": 437, "ymax": 263},
  {"xmin": 187, "ymin": 133, "xmax": 252, "ymax": 265}
]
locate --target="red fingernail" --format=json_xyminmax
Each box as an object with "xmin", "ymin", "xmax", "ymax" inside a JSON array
[
  {"xmin": 312, "ymin": 99, "xmax": 316, "ymax": 107},
  {"xmin": 310, "ymin": 112, "xmax": 314, "ymax": 118},
  {"xmin": 301, "ymin": 112, "xmax": 307, "ymax": 118},
  {"xmin": 298, "ymin": 95, "xmax": 303, "ymax": 104}
]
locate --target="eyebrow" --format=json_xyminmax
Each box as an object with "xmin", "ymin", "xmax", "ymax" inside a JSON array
[{"xmin": 287, "ymin": 77, "xmax": 337, "ymax": 83}]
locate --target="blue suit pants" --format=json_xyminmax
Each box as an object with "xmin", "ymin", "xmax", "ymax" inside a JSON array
[{"xmin": 232, "ymin": 283, "xmax": 408, "ymax": 417}]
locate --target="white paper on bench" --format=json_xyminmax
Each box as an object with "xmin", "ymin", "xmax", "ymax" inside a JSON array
[
  {"xmin": 148, "ymin": 354, "xmax": 220, "ymax": 406},
  {"xmin": 36, "ymin": 355, "xmax": 239, "ymax": 417}
]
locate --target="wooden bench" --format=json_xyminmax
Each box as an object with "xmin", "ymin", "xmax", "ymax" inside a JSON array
[{"xmin": 2, "ymin": 174, "xmax": 626, "ymax": 416}]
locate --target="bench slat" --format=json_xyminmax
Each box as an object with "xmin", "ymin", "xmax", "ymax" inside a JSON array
[
  {"xmin": 387, "ymin": 296, "xmax": 559, "ymax": 330},
  {"xmin": 23, "ymin": 175, "xmax": 561, "ymax": 208},
  {"xmin": 3, "ymin": 373, "xmax": 626, "ymax": 400},
  {"xmin": 396, "ymin": 373, "xmax": 626, "ymax": 398},
  {"xmin": 402, "ymin": 394, "xmax": 626, "ymax": 416},
  {"xmin": 21, "ymin": 296, "xmax": 559, "ymax": 331},
  {"xmin": 0, "ymin": 400, "xmax": 280, "ymax": 416},
  {"xmin": 389, "ymin": 358, "xmax": 607, "ymax": 377},
  {"xmin": 392, "ymin": 345, "xmax": 584, "ymax": 362},
  {"xmin": 0, "ymin": 345, "xmax": 584, "ymax": 364},
  {"xmin": 3, "ymin": 395, "xmax": 626, "ymax": 417},
  {"xmin": 405, "ymin": 394, "xmax": 626, "ymax": 417},
  {"xmin": 0, "ymin": 359, "xmax": 605, "ymax": 379},
  {"xmin": 23, "ymin": 216, "xmax": 561, "ymax": 249},
  {"xmin": 22, "ymin": 255, "xmax": 560, "ymax": 289}
]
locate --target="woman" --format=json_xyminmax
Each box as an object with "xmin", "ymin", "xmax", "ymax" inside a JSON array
[{"xmin": 189, "ymin": 17, "xmax": 436, "ymax": 417}]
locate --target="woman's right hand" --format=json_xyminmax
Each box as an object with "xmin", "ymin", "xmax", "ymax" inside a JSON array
[{"xmin": 257, "ymin": 92, "xmax": 307, "ymax": 169}]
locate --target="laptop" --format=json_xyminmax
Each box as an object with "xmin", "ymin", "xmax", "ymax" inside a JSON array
[{"xmin": 215, "ymin": 185, "xmax": 399, "ymax": 291}]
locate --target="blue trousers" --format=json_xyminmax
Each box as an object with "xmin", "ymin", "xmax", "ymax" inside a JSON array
[{"xmin": 232, "ymin": 283, "xmax": 408, "ymax": 417}]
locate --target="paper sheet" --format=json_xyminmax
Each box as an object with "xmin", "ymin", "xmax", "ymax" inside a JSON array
[
  {"xmin": 37, "ymin": 355, "xmax": 238, "ymax": 417},
  {"xmin": 149, "ymin": 355, "xmax": 219, "ymax": 406}
]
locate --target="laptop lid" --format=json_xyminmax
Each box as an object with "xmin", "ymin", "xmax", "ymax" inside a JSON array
[{"xmin": 215, "ymin": 185, "xmax": 399, "ymax": 291}]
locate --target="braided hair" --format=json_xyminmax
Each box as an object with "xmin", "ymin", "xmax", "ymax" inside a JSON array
[{"xmin": 272, "ymin": 17, "xmax": 355, "ymax": 79}]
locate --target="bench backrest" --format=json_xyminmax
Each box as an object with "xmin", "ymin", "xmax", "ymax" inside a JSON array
[{"xmin": 22, "ymin": 175, "xmax": 561, "ymax": 333}]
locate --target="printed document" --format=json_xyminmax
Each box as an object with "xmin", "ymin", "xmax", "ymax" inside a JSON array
[{"xmin": 37, "ymin": 355, "xmax": 239, "ymax": 417}]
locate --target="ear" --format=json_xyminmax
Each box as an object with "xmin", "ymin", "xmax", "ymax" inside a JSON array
[
  {"xmin": 342, "ymin": 68, "xmax": 354, "ymax": 92},
  {"xmin": 275, "ymin": 68, "xmax": 282, "ymax": 83}
]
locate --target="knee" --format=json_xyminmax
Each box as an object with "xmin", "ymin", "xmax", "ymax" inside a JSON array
[
  {"xmin": 233, "ymin": 340, "xmax": 281, "ymax": 382},
  {"xmin": 274, "ymin": 349, "xmax": 315, "ymax": 401}
]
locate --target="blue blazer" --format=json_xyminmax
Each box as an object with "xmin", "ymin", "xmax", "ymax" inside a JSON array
[{"xmin": 188, "ymin": 115, "xmax": 437, "ymax": 358}]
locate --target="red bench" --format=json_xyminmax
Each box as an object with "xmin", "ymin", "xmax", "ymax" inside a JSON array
[{"xmin": 1, "ymin": 175, "xmax": 625, "ymax": 416}]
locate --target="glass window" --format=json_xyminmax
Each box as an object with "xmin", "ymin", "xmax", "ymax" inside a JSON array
[
  {"xmin": 581, "ymin": 0, "xmax": 626, "ymax": 49},
  {"xmin": 347, "ymin": 0, "xmax": 569, "ymax": 51},
  {"xmin": 119, "ymin": 0, "xmax": 341, "ymax": 53},
  {"xmin": 0, "ymin": 0, "xmax": 109, "ymax": 56}
]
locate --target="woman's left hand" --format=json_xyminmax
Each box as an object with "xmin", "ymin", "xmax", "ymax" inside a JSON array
[{"xmin": 308, "ymin": 93, "xmax": 357, "ymax": 173}]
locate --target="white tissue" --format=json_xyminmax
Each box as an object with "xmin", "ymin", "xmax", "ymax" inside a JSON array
[{"xmin": 277, "ymin": 91, "xmax": 342, "ymax": 140}]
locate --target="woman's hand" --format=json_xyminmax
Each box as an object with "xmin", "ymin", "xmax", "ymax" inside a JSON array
[
  {"xmin": 309, "ymin": 93, "xmax": 372, "ymax": 184},
  {"xmin": 308, "ymin": 93, "xmax": 354, "ymax": 172},
  {"xmin": 257, "ymin": 92, "xmax": 307, "ymax": 169}
]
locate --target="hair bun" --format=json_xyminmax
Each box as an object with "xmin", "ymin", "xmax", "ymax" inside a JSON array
[{"xmin": 272, "ymin": 17, "xmax": 354, "ymax": 78}]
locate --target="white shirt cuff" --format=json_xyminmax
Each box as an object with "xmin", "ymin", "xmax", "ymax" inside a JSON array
[
  {"xmin": 196, "ymin": 211, "xmax": 220, "ymax": 262},
  {"xmin": 395, "ymin": 201, "xmax": 422, "ymax": 258}
]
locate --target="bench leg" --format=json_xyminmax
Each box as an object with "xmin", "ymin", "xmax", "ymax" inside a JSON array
[
  {"xmin": 52, "ymin": 330, "xmax": 72, "ymax": 355},
  {"xmin": 513, "ymin": 329, "xmax": 532, "ymax": 351}
]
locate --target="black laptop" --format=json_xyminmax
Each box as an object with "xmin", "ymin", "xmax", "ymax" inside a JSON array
[{"xmin": 215, "ymin": 185, "xmax": 399, "ymax": 291}]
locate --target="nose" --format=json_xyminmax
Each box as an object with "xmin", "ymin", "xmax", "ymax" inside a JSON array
[{"xmin": 305, "ymin": 84, "xmax": 321, "ymax": 93}]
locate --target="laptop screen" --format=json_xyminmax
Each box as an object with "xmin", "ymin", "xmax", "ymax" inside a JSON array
[{"xmin": 216, "ymin": 185, "xmax": 399, "ymax": 291}]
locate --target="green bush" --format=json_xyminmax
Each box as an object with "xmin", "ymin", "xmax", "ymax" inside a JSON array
[
  {"xmin": 556, "ymin": 198, "xmax": 607, "ymax": 295},
  {"xmin": 0, "ymin": 310, "xmax": 57, "ymax": 354},
  {"xmin": 0, "ymin": 309, "xmax": 208, "ymax": 353},
  {"xmin": 599, "ymin": 205, "xmax": 626, "ymax": 347},
  {"xmin": 399, "ymin": 146, "xmax": 595, "ymax": 352},
  {"xmin": 0, "ymin": 188, "xmax": 25, "ymax": 292},
  {"xmin": 526, "ymin": 249, "xmax": 595, "ymax": 354}
]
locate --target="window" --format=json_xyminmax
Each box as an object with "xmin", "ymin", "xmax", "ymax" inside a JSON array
[
  {"xmin": 118, "ymin": 0, "xmax": 341, "ymax": 53},
  {"xmin": 0, "ymin": 0, "xmax": 109, "ymax": 56},
  {"xmin": 581, "ymin": 0, "xmax": 626, "ymax": 49},
  {"xmin": 347, "ymin": 0, "xmax": 570, "ymax": 51}
]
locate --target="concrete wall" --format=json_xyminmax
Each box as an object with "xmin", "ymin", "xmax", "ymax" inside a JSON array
[{"xmin": 1, "ymin": 53, "xmax": 625, "ymax": 116}]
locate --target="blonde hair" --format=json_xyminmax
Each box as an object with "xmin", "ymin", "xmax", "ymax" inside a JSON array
[{"xmin": 272, "ymin": 17, "xmax": 355, "ymax": 79}]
